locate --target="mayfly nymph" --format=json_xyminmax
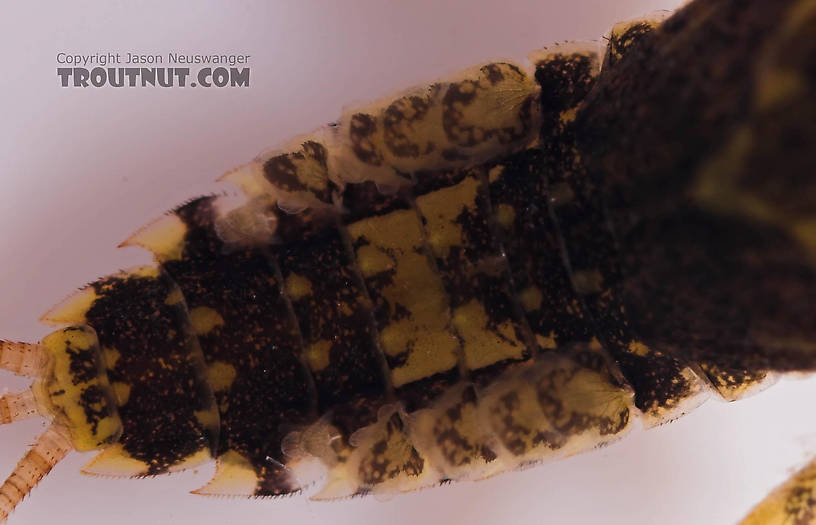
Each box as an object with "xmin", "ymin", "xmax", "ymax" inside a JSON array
[{"xmin": 1, "ymin": 0, "xmax": 814, "ymax": 523}]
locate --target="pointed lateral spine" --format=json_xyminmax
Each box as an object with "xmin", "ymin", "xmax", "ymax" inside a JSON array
[{"xmin": 126, "ymin": 196, "xmax": 318, "ymax": 494}]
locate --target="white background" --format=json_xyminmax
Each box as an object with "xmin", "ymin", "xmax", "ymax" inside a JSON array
[{"xmin": 2, "ymin": 1, "xmax": 816, "ymax": 524}]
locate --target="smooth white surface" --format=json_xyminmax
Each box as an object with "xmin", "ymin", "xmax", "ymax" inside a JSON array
[{"xmin": 2, "ymin": 1, "xmax": 816, "ymax": 524}]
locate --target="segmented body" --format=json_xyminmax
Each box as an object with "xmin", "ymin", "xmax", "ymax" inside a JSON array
[
  {"xmin": 35, "ymin": 36, "xmax": 640, "ymax": 498},
  {"xmin": 1, "ymin": 0, "xmax": 815, "ymax": 523}
]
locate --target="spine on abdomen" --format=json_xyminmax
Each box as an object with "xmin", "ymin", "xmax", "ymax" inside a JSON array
[
  {"xmin": 153, "ymin": 201, "xmax": 319, "ymax": 497},
  {"xmin": 42, "ymin": 267, "xmax": 220, "ymax": 477}
]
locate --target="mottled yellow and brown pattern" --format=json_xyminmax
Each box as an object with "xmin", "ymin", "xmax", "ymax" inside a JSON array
[{"xmin": 1, "ymin": 0, "xmax": 814, "ymax": 523}]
